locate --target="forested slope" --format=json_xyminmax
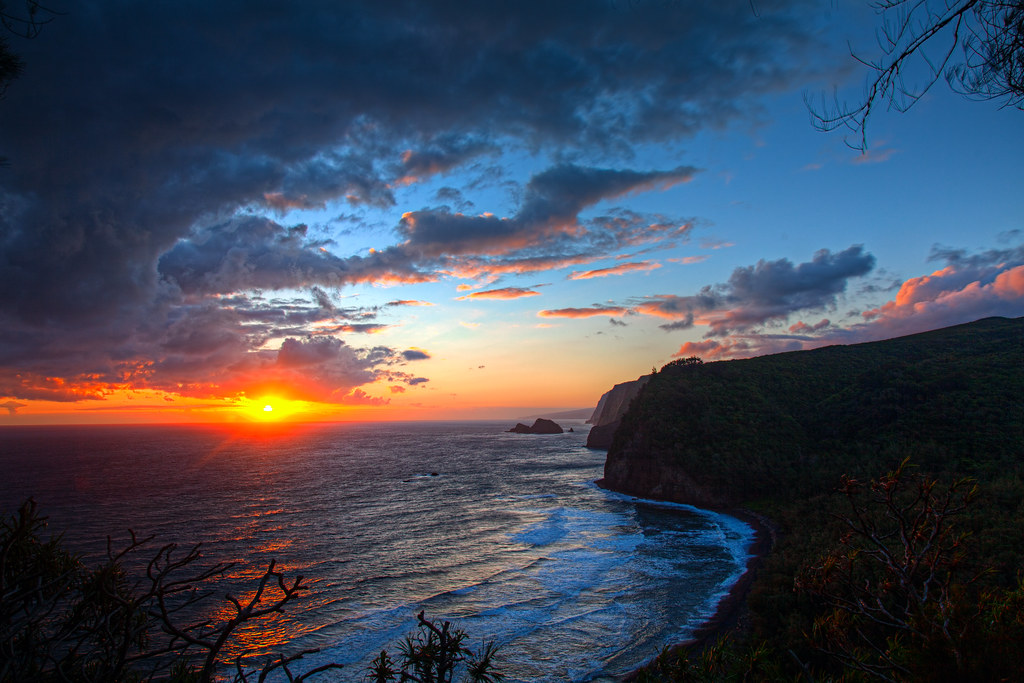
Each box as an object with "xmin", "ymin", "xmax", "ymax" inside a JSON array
[
  {"xmin": 605, "ymin": 316, "xmax": 1024, "ymax": 681},
  {"xmin": 604, "ymin": 316, "xmax": 1023, "ymax": 508}
]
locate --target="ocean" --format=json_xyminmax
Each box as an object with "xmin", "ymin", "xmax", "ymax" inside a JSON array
[{"xmin": 0, "ymin": 420, "xmax": 753, "ymax": 682}]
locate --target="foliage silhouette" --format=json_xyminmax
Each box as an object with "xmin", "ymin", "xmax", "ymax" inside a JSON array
[
  {"xmin": 811, "ymin": 0, "xmax": 1024, "ymax": 149},
  {"xmin": 368, "ymin": 611, "xmax": 503, "ymax": 683},
  {"xmin": 0, "ymin": 499, "xmax": 343, "ymax": 682}
]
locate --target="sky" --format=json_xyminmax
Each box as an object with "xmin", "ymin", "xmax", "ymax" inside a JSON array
[{"xmin": 0, "ymin": 0, "xmax": 1021, "ymax": 425}]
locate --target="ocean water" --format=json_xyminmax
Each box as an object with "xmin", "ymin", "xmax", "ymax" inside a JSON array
[{"xmin": 0, "ymin": 420, "xmax": 753, "ymax": 682}]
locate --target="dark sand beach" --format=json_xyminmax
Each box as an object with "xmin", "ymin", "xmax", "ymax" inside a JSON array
[{"xmin": 594, "ymin": 480, "xmax": 776, "ymax": 680}]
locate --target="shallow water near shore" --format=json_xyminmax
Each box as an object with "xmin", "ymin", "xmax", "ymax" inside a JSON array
[{"xmin": 0, "ymin": 420, "xmax": 752, "ymax": 682}]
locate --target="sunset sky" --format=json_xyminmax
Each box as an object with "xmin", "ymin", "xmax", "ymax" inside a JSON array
[{"xmin": 1, "ymin": 1, "xmax": 1021, "ymax": 424}]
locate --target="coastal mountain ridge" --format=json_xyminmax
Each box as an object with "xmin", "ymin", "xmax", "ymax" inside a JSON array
[
  {"xmin": 599, "ymin": 315, "xmax": 1024, "ymax": 508},
  {"xmin": 594, "ymin": 315, "xmax": 1024, "ymax": 679}
]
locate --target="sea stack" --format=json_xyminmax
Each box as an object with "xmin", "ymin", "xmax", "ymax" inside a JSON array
[{"xmin": 507, "ymin": 418, "xmax": 564, "ymax": 434}]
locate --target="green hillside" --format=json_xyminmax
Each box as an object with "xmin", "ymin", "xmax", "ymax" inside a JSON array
[
  {"xmin": 604, "ymin": 317, "xmax": 1024, "ymax": 681},
  {"xmin": 607, "ymin": 316, "xmax": 1023, "ymax": 507}
]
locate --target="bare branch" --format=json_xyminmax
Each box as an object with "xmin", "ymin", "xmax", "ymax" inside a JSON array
[{"xmin": 810, "ymin": 0, "xmax": 1022, "ymax": 150}]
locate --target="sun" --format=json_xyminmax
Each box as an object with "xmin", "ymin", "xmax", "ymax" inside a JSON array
[{"xmin": 236, "ymin": 396, "xmax": 304, "ymax": 422}]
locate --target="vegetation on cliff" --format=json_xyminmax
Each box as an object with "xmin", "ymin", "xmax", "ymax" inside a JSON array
[
  {"xmin": 607, "ymin": 316, "xmax": 1024, "ymax": 681},
  {"xmin": 608, "ymin": 316, "xmax": 1023, "ymax": 505}
]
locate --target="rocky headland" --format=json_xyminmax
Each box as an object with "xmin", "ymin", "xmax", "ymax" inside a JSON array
[
  {"xmin": 593, "ymin": 316, "xmax": 1024, "ymax": 678},
  {"xmin": 600, "ymin": 317, "xmax": 1024, "ymax": 508},
  {"xmin": 584, "ymin": 374, "xmax": 650, "ymax": 449}
]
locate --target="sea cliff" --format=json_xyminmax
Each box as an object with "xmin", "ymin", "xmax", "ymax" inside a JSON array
[
  {"xmin": 600, "ymin": 316, "xmax": 1024, "ymax": 508},
  {"xmin": 585, "ymin": 375, "xmax": 649, "ymax": 449},
  {"xmin": 597, "ymin": 316, "xmax": 1024, "ymax": 679}
]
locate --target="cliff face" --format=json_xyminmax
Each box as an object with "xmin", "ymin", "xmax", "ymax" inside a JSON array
[
  {"xmin": 601, "ymin": 316, "xmax": 1024, "ymax": 508},
  {"xmin": 585, "ymin": 375, "xmax": 650, "ymax": 448},
  {"xmin": 603, "ymin": 430, "xmax": 735, "ymax": 508},
  {"xmin": 588, "ymin": 375, "xmax": 650, "ymax": 426}
]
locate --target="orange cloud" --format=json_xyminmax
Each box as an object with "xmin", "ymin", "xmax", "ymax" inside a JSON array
[
  {"xmin": 314, "ymin": 323, "xmax": 390, "ymax": 334},
  {"xmin": 993, "ymin": 264, "xmax": 1024, "ymax": 297},
  {"xmin": 568, "ymin": 261, "xmax": 661, "ymax": 280},
  {"xmin": 788, "ymin": 319, "xmax": 831, "ymax": 334},
  {"xmin": 346, "ymin": 271, "xmax": 437, "ymax": 286},
  {"xmin": 857, "ymin": 262, "xmax": 1024, "ymax": 337},
  {"xmin": 0, "ymin": 371, "xmax": 123, "ymax": 402},
  {"xmin": 538, "ymin": 306, "xmax": 631, "ymax": 318},
  {"xmin": 456, "ymin": 287, "xmax": 541, "ymax": 300},
  {"xmin": 442, "ymin": 254, "xmax": 596, "ymax": 281},
  {"xmin": 262, "ymin": 192, "xmax": 324, "ymax": 211}
]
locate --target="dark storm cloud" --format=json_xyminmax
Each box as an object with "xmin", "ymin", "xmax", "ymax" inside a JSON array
[
  {"xmin": 397, "ymin": 164, "xmax": 697, "ymax": 257},
  {"xmin": 158, "ymin": 217, "xmax": 351, "ymax": 295},
  {"xmin": 402, "ymin": 349, "xmax": 431, "ymax": 361},
  {"xmin": 927, "ymin": 243, "xmax": 1024, "ymax": 270},
  {"xmin": 0, "ymin": 0, "xmax": 820, "ymax": 402},
  {"xmin": 277, "ymin": 337, "xmax": 349, "ymax": 368},
  {"xmin": 396, "ymin": 136, "xmax": 496, "ymax": 184},
  {"xmin": 635, "ymin": 246, "xmax": 876, "ymax": 334}
]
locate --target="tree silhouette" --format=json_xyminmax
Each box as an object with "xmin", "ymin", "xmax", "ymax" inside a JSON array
[
  {"xmin": 0, "ymin": 499, "xmax": 343, "ymax": 682},
  {"xmin": 1, "ymin": 1, "xmax": 58, "ymax": 166},
  {"xmin": 0, "ymin": 1, "xmax": 54, "ymax": 96},
  {"xmin": 368, "ymin": 611, "xmax": 503, "ymax": 683},
  {"xmin": 811, "ymin": 0, "xmax": 1024, "ymax": 150},
  {"xmin": 796, "ymin": 461, "xmax": 1024, "ymax": 681}
]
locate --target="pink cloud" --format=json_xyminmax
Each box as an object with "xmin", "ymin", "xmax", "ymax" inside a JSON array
[
  {"xmin": 456, "ymin": 287, "xmax": 542, "ymax": 300},
  {"xmin": 671, "ymin": 336, "xmax": 803, "ymax": 362},
  {"xmin": 444, "ymin": 255, "xmax": 594, "ymax": 280},
  {"xmin": 860, "ymin": 263, "xmax": 1024, "ymax": 336},
  {"xmin": 850, "ymin": 146, "xmax": 897, "ymax": 165},
  {"xmin": 538, "ymin": 306, "xmax": 631, "ymax": 318},
  {"xmin": 788, "ymin": 319, "xmax": 831, "ymax": 334},
  {"xmin": 569, "ymin": 261, "xmax": 661, "ymax": 280},
  {"xmin": 672, "ymin": 251, "xmax": 1024, "ymax": 362}
]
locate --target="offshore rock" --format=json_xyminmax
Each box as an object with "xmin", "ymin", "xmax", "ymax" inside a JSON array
[{"xmin": 507, "ymin": 418, "xmax": 564, "ymax": 434}]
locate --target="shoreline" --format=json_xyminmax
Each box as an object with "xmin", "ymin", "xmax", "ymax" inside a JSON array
[
  {"xmin": 654, "ymin": 507, "xmax": 774, "ymax": 652},
  {"xmin": 594, "ymin": 479, "xmax": 775, "ymax": 680}
]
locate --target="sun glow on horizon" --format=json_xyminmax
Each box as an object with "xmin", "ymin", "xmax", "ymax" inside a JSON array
[{"xmin": 238, "ymin": 396, "xmax": 306, "ymax": 422}]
